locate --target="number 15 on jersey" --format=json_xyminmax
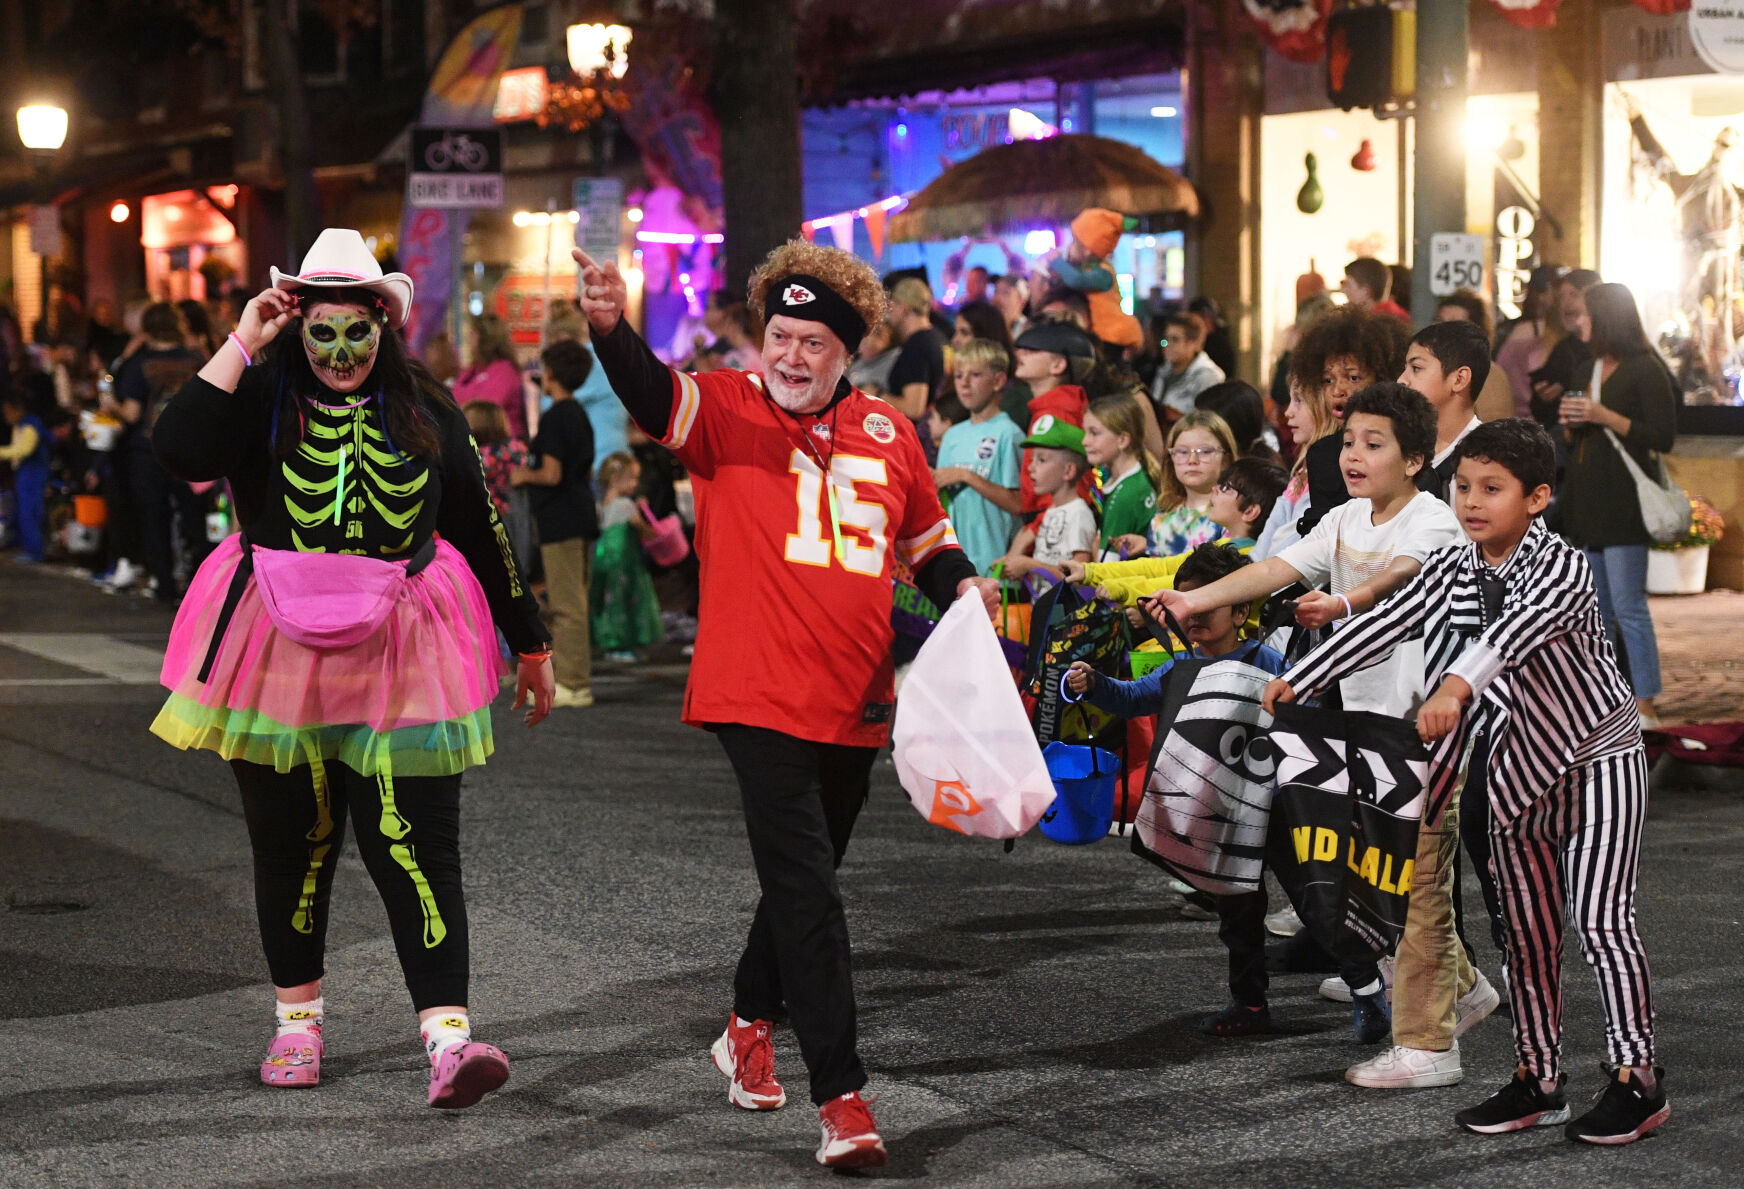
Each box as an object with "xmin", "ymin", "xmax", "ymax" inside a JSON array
[{"xmin": 783, "ymin": 449, "xmax": 890, "ymax": 577}]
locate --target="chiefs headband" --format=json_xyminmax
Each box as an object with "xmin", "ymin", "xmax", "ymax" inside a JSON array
[{"xmin": 764, "ymin": 274, "xmax": 868, "ymax": 352}]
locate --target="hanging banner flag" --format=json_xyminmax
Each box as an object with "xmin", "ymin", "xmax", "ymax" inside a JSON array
[
  {"xmin": 399, "ymin": 5, "xmax": 525, "ymax": 355},
  {"xmin": 822, "ymin": 213, "xmax": 855, "ymax": 252},
  {"xmin": 863, "ymin": 205, "xmax": 887, "ymax": 259}
]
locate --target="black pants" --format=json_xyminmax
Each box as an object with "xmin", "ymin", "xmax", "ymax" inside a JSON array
[
  {"xmin": 716, "ymin": 724, "xmax": 875, "ymax": 1106},
  {"xmin": 130, "ymin": 448, "xmax": 204, "ymax": 601},
  {"xmin": 233, "ymin": 758, "xmax": 469, "ymax": 1011},
  {"xmin": 1217, "ymin": 890, "xmax": 1269, "ymax": 1007},
  {"xmin": 1453, "ymin": 729, "xmax": 1510, "ymax": 967}
]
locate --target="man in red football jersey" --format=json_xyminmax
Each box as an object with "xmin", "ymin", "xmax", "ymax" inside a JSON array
[{"xmin": 575, "ymin": 240, "xmax": 998, "ymax": 1170}]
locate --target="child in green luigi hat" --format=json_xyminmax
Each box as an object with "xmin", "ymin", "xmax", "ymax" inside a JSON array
[{"xmin": 997, "ymin": 414, "xmax": 1099, "ymax": 586}]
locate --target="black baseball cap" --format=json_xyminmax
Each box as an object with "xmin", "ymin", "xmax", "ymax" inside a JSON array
[{"xmin": 1014, "ymin": 320, "xmax": 1097, "ymax": 359}]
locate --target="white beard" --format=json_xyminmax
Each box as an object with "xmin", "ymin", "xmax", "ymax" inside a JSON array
[{"xmin": 766, "ymin": 368, "xmax": 840, "ymax": 414}]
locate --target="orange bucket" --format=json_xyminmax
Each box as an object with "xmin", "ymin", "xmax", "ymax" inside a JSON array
[{"xmin": 73, "ymin": 495, "xmax": 108, "ymax": 528}]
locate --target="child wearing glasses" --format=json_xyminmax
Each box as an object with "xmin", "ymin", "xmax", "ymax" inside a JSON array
[{"xmin": 1112, "ymin": 410, "xmax": 1238, "ymax": 558}]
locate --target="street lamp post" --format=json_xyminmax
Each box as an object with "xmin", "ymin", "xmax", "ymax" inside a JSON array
[{"xmin": 16, "ymin": 102, "xmax": 69, "ymax": 344}]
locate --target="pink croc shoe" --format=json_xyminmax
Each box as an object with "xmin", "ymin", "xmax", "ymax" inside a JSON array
[
  {"xmin": 428, "ymin": 1042, "xmax": 510, "ymax": 1109},
  {"xmin": 260, "ymin": 1031, "xmax": 322, "ymax": 1087}
]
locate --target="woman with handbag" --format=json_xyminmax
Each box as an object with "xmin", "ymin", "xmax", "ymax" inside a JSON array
[
  {"xmin": 1555, "ymin": 281, "xmax": 1678, "ymax": 722},
  {"xmin": 149, "ymin": 229, "xmax": 555, "ymax": 1108}
]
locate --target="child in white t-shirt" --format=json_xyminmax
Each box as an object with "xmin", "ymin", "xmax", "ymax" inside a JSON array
[
  {"xmin": 1150, "ymin": 382, "xmax": 1462, "ymax": 1044},
  {"xmin": 997, "ymin": 415, "xmax": 1097, "ymax": 584}
]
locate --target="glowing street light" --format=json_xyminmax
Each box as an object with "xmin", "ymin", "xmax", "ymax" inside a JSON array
[
  {"xmin": 567, "ymin": 22, "xmax": 632, "ymax": 80},
  {"xmin": 17, "ymin": 104, "xmax": 68, "ymax": 152}
]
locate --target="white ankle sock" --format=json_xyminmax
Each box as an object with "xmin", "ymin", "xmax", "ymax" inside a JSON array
[
  {"xmin": 1351, "ymin": 979, "xmax": 1382, "ymax": 999},
  {"xmin": 421, "ymin": 1012, "xmax": 471, "ymax": 1062},
  {"xmin": 275, "ymin": 997, "xmax": 323, "ymax": 1038},
  {"xmin": 733, "ymin": 1015, "xmax": 758, "ymax": 1029}
]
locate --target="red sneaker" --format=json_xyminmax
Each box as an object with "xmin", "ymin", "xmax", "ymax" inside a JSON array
[
  {"xmin": 816, "ymin": 1091, "xmax": 888, "ymax": 1168},
  {"xmin": 709, "ymin": 1015, "xmax": 786, "ymax": 1110}
]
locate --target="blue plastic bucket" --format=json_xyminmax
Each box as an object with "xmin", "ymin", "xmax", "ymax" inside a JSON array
[{"xmin": 1038, "ymin": 739, "xmax": 1120, "ymax": 844}]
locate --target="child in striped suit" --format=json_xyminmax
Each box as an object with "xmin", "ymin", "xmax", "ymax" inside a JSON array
[{"xmin": 1264, "ymin": 420, "xmax": 1667, "ymax": 1146}]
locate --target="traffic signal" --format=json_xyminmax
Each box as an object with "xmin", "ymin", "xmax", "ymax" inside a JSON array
[{"xmin": 1326, "ymin": 6, "xmax": 1416, "ymax": 112}]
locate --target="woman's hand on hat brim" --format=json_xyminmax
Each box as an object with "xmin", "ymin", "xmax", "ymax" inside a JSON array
[
  {"xmin": 573, "ymin": 249, "xmax": 627, "ymax": 336},
  {"xmin": 236, "ymin": 287, "xmax": 298, "ymax": 356}
]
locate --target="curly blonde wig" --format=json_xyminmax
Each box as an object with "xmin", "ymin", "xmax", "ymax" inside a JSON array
[{"xmin": 747, "ymin": 239, "xmax": 889, "ymax": 343}]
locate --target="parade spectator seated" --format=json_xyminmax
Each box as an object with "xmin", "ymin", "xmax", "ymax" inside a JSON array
[
  {"xmin": 1152, "ymin": 310, "xmax": 1226, "ymax": 419},
  {"xmin": 1065, "ymin": 543, "xmax": 1287, "ymax": 1037},
  {"xmin": 932, "ymin": 339, "xmax": 1024, "ymax": 575},
  {"xmin": 1342, "ymin": 256, "xmax": 1410, "ymax": 322},
  {"xmin": 997, "ymin": 416, "xmax": 1097, "ymax": 586},
  {"xmin": 885, "ymin": 277, "xmax": 947, "ymax": 418}
]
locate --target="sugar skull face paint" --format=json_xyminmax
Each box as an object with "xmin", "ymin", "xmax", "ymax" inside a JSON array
[{"xmin": 302, "ymin": 302, "xmax": 382, "ymax": 392}]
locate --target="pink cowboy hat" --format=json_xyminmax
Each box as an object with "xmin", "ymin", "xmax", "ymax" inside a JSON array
[{"xmin": 270, "ymin": 228, "xmax": 414, "ymax": 328}]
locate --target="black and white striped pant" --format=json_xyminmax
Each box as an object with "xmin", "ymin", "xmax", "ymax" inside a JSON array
[{"xmin": 1489, "ymin": 746, "xmax": 1656, "ymax": 1081}]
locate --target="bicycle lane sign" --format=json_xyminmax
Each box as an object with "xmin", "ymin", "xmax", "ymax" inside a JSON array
[{"xmin": 409, "ymin": 127, "xmax": 504, "ymax": 209}]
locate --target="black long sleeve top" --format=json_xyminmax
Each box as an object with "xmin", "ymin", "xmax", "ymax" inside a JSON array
[{"xmin": 153, "ymin": 368, "xmax": 548, "ymax": 654}]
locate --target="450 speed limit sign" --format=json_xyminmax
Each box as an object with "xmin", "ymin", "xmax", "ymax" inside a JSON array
[{"xmin": 1428, "ymin": 233, "xmax": 1485, "ymax": 296}]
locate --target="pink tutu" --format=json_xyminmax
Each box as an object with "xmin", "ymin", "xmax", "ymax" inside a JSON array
[{"xmin": 152, "ymin": 534, "xmax": 508, "ymax": 777}]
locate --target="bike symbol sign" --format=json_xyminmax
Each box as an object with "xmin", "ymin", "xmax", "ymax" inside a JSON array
[{"xmin": 409, "ymin": 127, "xmax": 504, "ymax": 209}]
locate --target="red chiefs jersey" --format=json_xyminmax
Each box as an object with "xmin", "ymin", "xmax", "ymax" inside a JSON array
[{"xmin": 661, "ymin": 367, "xmax": 962, "ymax": 747}]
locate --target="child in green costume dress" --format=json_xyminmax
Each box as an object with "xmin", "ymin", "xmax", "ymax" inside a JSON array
[{"xmin": 591, "ymin": 451, "xmax": 665, "ymax": 660}]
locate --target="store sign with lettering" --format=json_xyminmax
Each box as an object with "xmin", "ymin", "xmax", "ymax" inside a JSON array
[
  {"xmin": 1429, "ymin": 233, "xmax": 1484, "ymax": 297},
  {"xmin": 1691, "ymin": 5, "xmax": 1744, "ymax": 75},
  {"xmin": 942, "ymin": 112, "xmax": 1011, "ymax": 152},
  {"xmin": 1494, "ymin": 206, "xmax": 1537, "ymax": 320}
]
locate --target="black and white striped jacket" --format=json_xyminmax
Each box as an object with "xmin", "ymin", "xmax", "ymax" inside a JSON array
[{"xmin": 1282, "ymin": 518, "xmax": 1641, "ymax": 827}]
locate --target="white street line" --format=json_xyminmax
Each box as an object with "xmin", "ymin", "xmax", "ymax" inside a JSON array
[{"xmin": 0, "ymin": 633, "xmax": 165, "ymax": 684}]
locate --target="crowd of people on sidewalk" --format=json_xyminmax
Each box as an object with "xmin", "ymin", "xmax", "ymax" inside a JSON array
[{"xmin": 2, "ymin": 218, "xmax": 1680, "ymax": 1167}]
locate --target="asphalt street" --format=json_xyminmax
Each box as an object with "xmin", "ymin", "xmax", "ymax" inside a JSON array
[{"xmin": 2, "ymin": 559, "xmax": 1741, "ymax": 1188}]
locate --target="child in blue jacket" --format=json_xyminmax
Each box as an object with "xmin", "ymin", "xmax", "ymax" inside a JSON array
[{"xmin": 1067, "ymin": 543, "xmax": 1285, "ymax": 1035}]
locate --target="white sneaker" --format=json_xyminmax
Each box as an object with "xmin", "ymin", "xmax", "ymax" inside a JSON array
[
  {"xmin": 1320, "ymin": 955, "xmax": 1394, "ymax": 1005},
  {"xmin": 101, "ymin": 558, "xmax": 141, "ymax": 591},
  {"xmin": 1264, "ymin": 906, "xmax": 1303, "ymax": 938},
  {"xmin": 1454, "ymin": 972, "xmax": 1501, "ymax": 1038},
  {"xmin": 1346, "ymin": 1043, "xmax": 1463, "ymax": 1089}
]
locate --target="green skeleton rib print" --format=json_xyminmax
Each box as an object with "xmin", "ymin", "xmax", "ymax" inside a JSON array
[{"xmin": 282, "ymin": 400, "xmax": 428, "ymax": 555}]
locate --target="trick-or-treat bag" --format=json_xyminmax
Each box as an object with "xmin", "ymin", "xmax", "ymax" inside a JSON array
[
  {"xmin": 1023, "ymin": 580, "xmax": 1128, "ymax": 745},
  {"xmin": 1266, "ymin": 701, "xmax": 1429, "ymax": 965},
  {"xmin": 894, "ymin": 592, "xmax": 1057, "ymax": 839},
  {"xmin": 1130, "ymin": 651, "xmax": 1280, "ymax": 897}
]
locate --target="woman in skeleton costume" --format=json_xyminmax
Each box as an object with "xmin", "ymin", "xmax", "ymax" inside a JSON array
[{"xmin": 151, "ymin": 229, "xmax": 554, "ymax": 1109}]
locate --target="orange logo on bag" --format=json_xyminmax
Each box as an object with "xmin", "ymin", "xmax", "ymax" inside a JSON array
[{"xmin": 928, "ymin": 779, "xmax": 982, "ymax": 833}]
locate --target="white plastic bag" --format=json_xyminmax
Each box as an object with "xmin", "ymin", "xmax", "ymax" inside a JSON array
[{"xmin": 893, "ymin": 591, "xmax": 1056, "ymax": 838}]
